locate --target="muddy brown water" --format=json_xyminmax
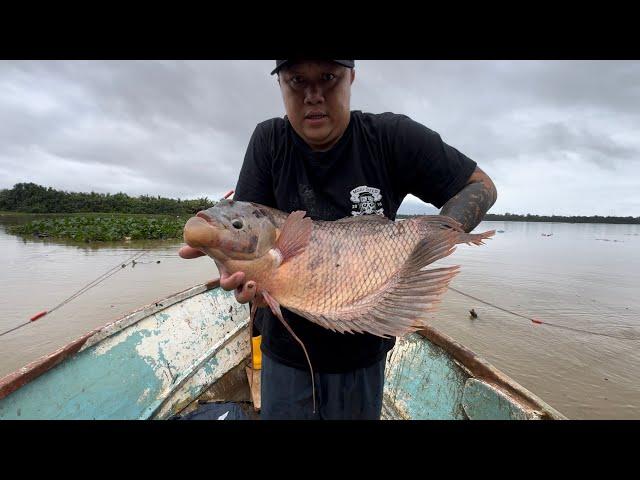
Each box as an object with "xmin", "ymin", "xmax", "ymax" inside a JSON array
[{"xmin": 1, "ymin": 215, "xmax": 639, "ymax": 419}]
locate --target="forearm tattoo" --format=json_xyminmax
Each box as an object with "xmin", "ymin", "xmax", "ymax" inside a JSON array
[{"xmin": 440, "ymin": 182, "xmax": 497, "ymax": 233}]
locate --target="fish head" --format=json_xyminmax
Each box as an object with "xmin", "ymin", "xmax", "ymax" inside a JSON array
[{"xmin": 183, "ymin": 199, "xmax": 278, "ymax": 262}]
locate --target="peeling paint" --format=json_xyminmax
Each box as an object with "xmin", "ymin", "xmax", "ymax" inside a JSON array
[
  {"xmin": 137, "ymin": 388, "xmax": 151, "ymax": 404},
  {"xmin": 0, "ymin": 285, "xmax": 250, "ymax": 420}
]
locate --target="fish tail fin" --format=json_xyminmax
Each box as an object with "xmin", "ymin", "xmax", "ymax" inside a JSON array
[
  {"xmin": 458, "ymin": 229, "xmax": 495, "ymax": 246},
  {"xmin": 415, "ymin": 215, "xmax": 495, "ymax": 246}
]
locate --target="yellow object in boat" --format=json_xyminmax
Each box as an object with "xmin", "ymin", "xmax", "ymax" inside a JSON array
[{"xmin": 251, "ymin": 335, "xmax": 262, "ymax": 370}]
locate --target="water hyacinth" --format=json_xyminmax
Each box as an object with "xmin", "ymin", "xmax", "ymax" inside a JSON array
[{"xmin": 8, "ymin": 215, "xmax": 188, "ymax": 242}]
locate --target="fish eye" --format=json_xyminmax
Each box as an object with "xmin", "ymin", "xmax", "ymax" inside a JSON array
[{"xmin": 231, "ymin": 219, "xmax": 243, "ymax": 229}]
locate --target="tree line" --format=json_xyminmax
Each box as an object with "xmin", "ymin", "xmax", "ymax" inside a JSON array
[
  {"xmin": 3, "ymin": 183, "xmax": 638, "ymax": 224},
  {"xmin": 0, "ymin": 183, "xmax": 216, "ymax": 215},
  {"xmin": 482, "ymin": 213, "xmax": 640, "ymax": 224},
  {"xmin": 396, "ymin": 212, "xmax": 640, "ymax": 224}
]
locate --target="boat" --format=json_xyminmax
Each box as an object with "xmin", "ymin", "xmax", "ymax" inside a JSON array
[{"xmin": 0, "ymin": 280, "xmax": 566, "ymax": 420}]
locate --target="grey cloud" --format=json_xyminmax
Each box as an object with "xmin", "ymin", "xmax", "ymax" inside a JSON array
[
  {"xmin": 535, "ymin": 122, "xmax": 638, "ymax": 169},
  {"xmin": 0, "ymin": 60, "xmax": 638, "ymax": 216}
]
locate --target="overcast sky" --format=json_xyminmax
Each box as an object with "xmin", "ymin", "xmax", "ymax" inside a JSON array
[{"xmin": 0, "ymin": 60, "xmax": 638, "ymax": 216}]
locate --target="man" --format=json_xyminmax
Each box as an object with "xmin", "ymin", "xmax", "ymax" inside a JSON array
[{"xmin": 180, "ymin": 59, "xmax": 497, "ymax": 420}]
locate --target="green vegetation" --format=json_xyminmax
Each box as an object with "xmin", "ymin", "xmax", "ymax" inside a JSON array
[
  {"xmin": 8, "ymin": 214, "xmax": 189, "ymax": 242},
  {"xmin": 0, "ymin": 183, "xmax": 215, "ymax": 215}
]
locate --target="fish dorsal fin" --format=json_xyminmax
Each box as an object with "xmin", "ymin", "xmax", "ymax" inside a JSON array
[
  {"xmin": 275, "ymin": 210, "xmax": 313, "ymax": 263},
  {"xmin": 286, "ymin": 229, "xmax": 464, "ymax": 338}
]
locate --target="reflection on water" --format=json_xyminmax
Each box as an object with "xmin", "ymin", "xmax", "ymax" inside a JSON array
[{"xmin": 1, "ymin": 215, "xmax": 639, "ymax": 419}]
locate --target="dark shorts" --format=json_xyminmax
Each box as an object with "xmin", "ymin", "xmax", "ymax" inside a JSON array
[{"xmin": 260, "ymin": 353, "xmax": 387, "ymax": 420}]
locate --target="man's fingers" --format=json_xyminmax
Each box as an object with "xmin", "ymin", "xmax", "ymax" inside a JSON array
[
  {"xmin": 220, "ymin": 271, "xmax": 245, "ymax": 291},
  {"xmin": 182, "ymin": 248, "xmax": 258, "ymax": 304},
  {"xmin": 179, "ymin": 246, "xmax": 206, "ymax": 259},
  {"xmin": 235, "ymin": 281, "xmax": 257, "ymax": 304},
  {"xmin": 220, "ymin": 271, "xmax": 257, "ymax": 304}
]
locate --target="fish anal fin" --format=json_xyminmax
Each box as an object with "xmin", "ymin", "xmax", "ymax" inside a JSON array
[
  {"xmin": 261, "ymin": 289, "xmax": 282, "ymax": 318},
  {"xmin": 261, "ymin": 290, "xmax": 317, "ymax": 413},
  {"xmin": 275, "ymin": 210, "xmax": 312, "ymax": 264}
]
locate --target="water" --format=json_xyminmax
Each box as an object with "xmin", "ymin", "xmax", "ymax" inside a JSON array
[
  {"xmin": 0, "ymin": 215, "xmax": 218, "ymax": 380},
  {"xmin": 1, "ymin": 215, "xmax": 639, "ymax": 419}
]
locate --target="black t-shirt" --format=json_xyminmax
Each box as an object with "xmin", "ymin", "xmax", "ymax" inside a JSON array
[{"xmin": 234, "ymin": 110, "xmax": 477, "ymax": 373}]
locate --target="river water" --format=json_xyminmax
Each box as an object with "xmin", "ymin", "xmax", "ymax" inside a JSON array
[{"xmin": 1, "ymin": 215, "xmax": 639, "ymax": 419}]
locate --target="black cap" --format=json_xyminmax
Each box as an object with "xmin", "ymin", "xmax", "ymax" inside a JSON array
[{"xmin": 271, "ymin": 60, "xmax": 355, "ymax": 75}]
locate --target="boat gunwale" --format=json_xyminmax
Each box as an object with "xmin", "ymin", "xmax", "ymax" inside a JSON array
[
  {"xmin": 416, "ymin": 325, "xmax": 567, "ymax": 419},
  {"xmin": 0, "ymin": 278, "xmax": 222, "ymax": 401}
]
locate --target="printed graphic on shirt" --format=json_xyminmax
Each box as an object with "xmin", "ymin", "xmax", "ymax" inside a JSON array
[{"xmin": 350, "ymin": 185, "xmax": 384, "ymax": 216}]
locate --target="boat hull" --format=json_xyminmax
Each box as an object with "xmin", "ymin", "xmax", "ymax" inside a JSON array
[
  {"xmin": 382, "ymin": 328, "xmax": 565, "ymax": 420},
  {"xmin": 0, "ymin": 282, "xmax": 565, "ymax": 420},
  {"xmin": 0, "ymin": 282, "xmax": 250, "ymax": 420}
]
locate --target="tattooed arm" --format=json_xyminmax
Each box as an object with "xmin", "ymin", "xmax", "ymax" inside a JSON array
[{"xmin": 440, "ymin": 166, "xmax": 497, "ymax": 233}]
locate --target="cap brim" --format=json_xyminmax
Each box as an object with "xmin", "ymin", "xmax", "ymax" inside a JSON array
[{"xmin": 271, "ymin": 59, "xmax": 355, "ymax": 75}]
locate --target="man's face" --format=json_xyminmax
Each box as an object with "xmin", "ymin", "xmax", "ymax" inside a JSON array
[{"xmin": 278, "ymin": 60, "xmax": 355, "ymax": 152}]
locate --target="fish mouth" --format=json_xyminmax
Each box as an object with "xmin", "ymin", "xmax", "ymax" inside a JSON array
[
  {"xmin": 196, "ymin": 210, "xmax": 213, "ymax": 221},
  {"xmin": 184, "ymin": 215, "xmax": 221, "ymax": 249}
]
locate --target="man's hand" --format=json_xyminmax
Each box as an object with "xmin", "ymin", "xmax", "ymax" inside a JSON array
[
  {"xmin": 219, "ymin": 270, "xmax": 257, "ymax": 304},
  {"xmin": 178, "ymin": 245, "xmax": 256, "ymax": 304}
]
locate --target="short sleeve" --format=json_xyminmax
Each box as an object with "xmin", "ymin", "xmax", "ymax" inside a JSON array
[
  {"xmin": 383, "ymin": 114, "xmax": 477, "ymax": 209},
  {"xmin": 234, "ymin": 122, "xmax": 277, "ymax": 207}
]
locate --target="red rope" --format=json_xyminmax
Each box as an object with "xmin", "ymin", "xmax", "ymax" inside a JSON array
[{"xmin": 29, "ymin": 310, "xmax": 48, "ymax": 322}]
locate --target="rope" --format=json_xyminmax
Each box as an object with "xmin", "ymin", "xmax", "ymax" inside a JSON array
[
  {"xmin": 47, "ymin": 251, "xmax": 146, "ymax": 315},
  {"xmin": 448, "ymin": 286, "xmax": 636, "ymax": 341},
  {"xmin": 0, "ymin": 251, "xmax": 146, "ymax": 338}
]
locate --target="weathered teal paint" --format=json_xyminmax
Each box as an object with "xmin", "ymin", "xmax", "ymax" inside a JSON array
[
  {"xmin": 462, "ymin": 378, "xmax": 538, "ymax": 420},
  {"xmin": 383, "ymin": 333, "xmax": 468, "ymax": 419},
  {"xmin": 0, "ymin": 330, "xmax": 163, "ymax": 419},
  {"xmin": 382, "ymin": 329, "xmax": 564, "ymax": 420},
  {"xmin": 0, "ymin": 284, "xmax": 250, "ymax": 420}
]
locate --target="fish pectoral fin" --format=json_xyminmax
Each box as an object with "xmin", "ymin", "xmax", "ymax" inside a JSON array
[{"xmin": 275, "ymin": 210, "xmax": 312, "ymax": 263}]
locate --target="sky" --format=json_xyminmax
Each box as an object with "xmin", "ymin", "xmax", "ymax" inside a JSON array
[{"xmin": 0, "ymin": 60, "xmax": 638, "ymax": 216}]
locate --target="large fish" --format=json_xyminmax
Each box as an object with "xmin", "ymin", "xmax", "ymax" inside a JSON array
[
  {"xmin": 185, "ymin": 199, "xmax": 495, "ymax": 337},
  {"xmin": 184, "ymin": 199, "xmax": 494, "ymax": 408}
]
